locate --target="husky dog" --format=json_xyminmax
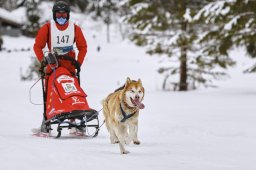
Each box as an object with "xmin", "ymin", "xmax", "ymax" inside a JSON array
[{"xmin": 102, "ymin": 77, "xmax": 145, "ymax": 154}]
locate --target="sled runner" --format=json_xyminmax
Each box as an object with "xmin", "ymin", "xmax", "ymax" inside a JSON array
[{"xmin": 38, "ymin": 52, "xmax": 99, "ymax": 138}]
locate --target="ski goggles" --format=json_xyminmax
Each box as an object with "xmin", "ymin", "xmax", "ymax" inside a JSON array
[{"xmin": 56, "ymin": 12, "xmax": 68, "ymax": 18}]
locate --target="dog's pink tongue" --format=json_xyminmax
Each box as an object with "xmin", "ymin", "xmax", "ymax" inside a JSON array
[{"xmin": 134, "ymin": 99, "xmax": 145, "ymax": 109}]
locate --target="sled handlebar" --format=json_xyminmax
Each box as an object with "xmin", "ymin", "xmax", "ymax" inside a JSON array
[{"xmin": 41, "ymin": 53, "xmax": 81, "ymax": 74}]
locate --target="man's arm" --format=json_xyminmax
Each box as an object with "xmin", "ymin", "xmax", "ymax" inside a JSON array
[
  {"xmin": 33, "ymin": 23, "xmax": 49, "ymax": 62},
  {"xmin": 75, "ymin": 25, "xmax": 87, "ymax": 65}
]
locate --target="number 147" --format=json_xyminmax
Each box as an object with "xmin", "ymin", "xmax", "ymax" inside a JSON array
[{"xmin": 57, "ymin": 35, "xmax": 69, "ymax": 44}]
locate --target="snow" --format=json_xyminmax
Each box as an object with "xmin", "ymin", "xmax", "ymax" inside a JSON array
[
  {"xmin": 184, "ymin": 8, "xmax": 192, "ymax": 22},
  {"xmin": 0, "ymin": 6, "xmax": 256, "ymax": 170},
  {"xmin": 224, "ymin": 15, "xmax": 239, "ymax": 30},
  {"xmin": 38, "ymin": 1, "xmax": 54, "ymax": 23},
  {"xmin": 131, "ymin": 2, "xmax": 149, "ymax": 14},
  {"xmin": 193, "ymin": 1, "xmax": 232, "ymax": 23},
  {"xmin": 0, "ymin": 7, "xmax": 26, "ymax": 24}
]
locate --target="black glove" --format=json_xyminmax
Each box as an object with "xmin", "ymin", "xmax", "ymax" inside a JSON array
[
  {"xmin": 41, "ymin": 58, "xmax": 47, "ymax": 66},
  {"xmin": 74, "ymin": 61, "xmax": 81, "ymax": 69},
  {"xmin": 46, "ymin": 53, "xmax": 57, "ymax": 64}
]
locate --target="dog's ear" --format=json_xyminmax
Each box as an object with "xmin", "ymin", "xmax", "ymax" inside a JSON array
[
  {"xmin": 126, "ymin": 77, "xmax": 131, "ymax": 85},
  {"xmin": 138, "ymin": 78, "xmax": 142, "ymax": 85}
]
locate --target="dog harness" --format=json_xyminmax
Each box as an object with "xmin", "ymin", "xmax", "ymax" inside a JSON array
[{"xmin": 120, "ymin": 104, "xmax": 137, "ymax": 123}]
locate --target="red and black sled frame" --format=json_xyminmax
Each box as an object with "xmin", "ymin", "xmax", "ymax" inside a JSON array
[{"xmin": 39, "ymin": 53, "xmax": 100, "ymax": 138}]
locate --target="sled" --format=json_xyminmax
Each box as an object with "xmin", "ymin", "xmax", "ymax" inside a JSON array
[{"xmin": 39, "ymin": 53, "xmax": 100, "ymax": 138}]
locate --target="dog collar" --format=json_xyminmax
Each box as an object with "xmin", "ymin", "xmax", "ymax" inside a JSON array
[{"xmin": 120, "ymin": 104, "xmax": 137, "ymax": 123}]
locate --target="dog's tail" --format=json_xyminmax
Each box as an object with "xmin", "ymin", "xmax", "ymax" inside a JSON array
[{"xmin": 102, "ymin": 98, "xmax": 111, "ymax": 132}]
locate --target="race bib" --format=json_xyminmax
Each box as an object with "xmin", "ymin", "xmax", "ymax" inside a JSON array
[{"xmin": 51, "ymin": 20, "xmax": 75, "ymax": 55}]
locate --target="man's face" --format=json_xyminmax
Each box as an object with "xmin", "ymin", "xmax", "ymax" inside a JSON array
[
  {"xmin": 55, "ymin": 12, "xmax": 68, "ymax": 25},
  {"xmin": 56, "ymin": 12, "xmax": 68, "ymax": 19}
]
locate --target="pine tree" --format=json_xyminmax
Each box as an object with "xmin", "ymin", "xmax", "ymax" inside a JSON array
[
  {"xmin": 22, "ymin": 0, "xmax": 41, "ymax": 37},
  {"xmin": 65, "ymin": 0, "xmax": 89, "ymax": 12},
  {"xmin": 20, "ymin": 57, "xmax": 41, "ymax": 81},
  {"xmin": 0, "ymin": 0, "xmax": 18, "ymax": 10},
  {"xmin": 123, "ymin": 0, "xmax": 234, "ymax": 91},
  {"xmin": 194, "ymin": 0, "xmax": 256, "ymax": 73},
  {"xmin": 88, "ymin": 0, "xmax": 119, "ymax": 43}
]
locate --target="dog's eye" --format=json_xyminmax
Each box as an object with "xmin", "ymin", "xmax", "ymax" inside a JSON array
[
  {"xmin": 131, "ymin": 90, "xmax": 135, "ymax": 93},
  {"xmin": 138, "ymin": 90, "xmax": 142, "ymax": 93}
]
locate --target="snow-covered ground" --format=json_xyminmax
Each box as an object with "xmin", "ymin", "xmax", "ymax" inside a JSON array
[{"xmin": 0, "ymin": 7, "xmax": 256, "ymax": 170}]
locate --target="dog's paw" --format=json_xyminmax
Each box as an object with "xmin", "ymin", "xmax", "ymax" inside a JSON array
[
  {"xmin": 111, "ymin": 140, "xmax": 119, "ymax": 144},
  {"xmin": 121, "ymin": 150, "xmax": 130, "ymax": 154},
  {"xmin": 110, "ymin": 136, "xmax": 119, "ymax": 144},
  {"xmin": 133, "ymin": 140, "xmax": 141, "ymax": 145}
]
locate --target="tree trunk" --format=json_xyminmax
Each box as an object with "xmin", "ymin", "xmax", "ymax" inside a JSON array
[
  {"xmin": 106, "ymin": 23, "xmax": 110, "ymax": 43},
  {"xmin": 179, "ymin": 45, "xmax": 187, "ymax": 91},
  {"xmin": 179, "ymin": 0, "xmax": 188, "ymax": 91},
  {"xmin": 106, "ymin": 14, "xmax": 110, "ymax": 43},
  {"xmin": 119, "ymin": 23, "xmax": 125, "ymax": 41}
]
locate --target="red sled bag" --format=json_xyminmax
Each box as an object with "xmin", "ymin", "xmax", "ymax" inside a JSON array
[{"xmin": 46, "ymin": 67, "xmax": 90, "ymax": 120}]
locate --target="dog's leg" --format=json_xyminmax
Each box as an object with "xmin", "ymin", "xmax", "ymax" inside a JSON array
[
  {"xmin": 109, "ymin": 125, "xmax": 119, "ymax": 144},
  {"xmin": 114, "ymin": 125, "xmax": 130, "ymax": 154},
  {"xmin": 130, "ymin": 121, "xmax": 140, "ymax": 145},
  {"xmin": 124, "ymin": 124, "xmax": 132, "ymax": 145},
  {"xmin": 124, "ymin": 130, "xmax": 131, "ymax": 145},
  {"xmin": 105, "ymin": 119, "xmax": 118, "ymax": 143},
  {"xmin": 103, "ymin": 101, "xmax": 119, "ymax": 144}
]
